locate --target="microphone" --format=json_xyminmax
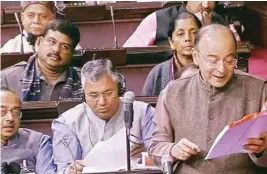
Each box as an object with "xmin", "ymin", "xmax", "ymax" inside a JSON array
[
  {"xmin": 14, "ymin": 13, "xmax": 24, "ymax": 53},
  {"xmin": 123, "ymin": 91, "xmax": 135, "ymax": 171},
  {"xmin": 110, "ymin": 6, "xmax": 119, "ymax": 49},
  {"xmin": 26, "ymin": 33, "xmax": 38, "ymax": 46},
  {"xmin": 123, "ymin": 91, "xmax": 135, "ymax": 129},
  {"xmin": 61, "ymin": 138, "xmax": 78, "ymax": 174},
  {"xmin": 1, "ymin": 162, "xmax": 21, "ymax": 174},
  {"xmin": 161, "ymin": 155, "xmax": 173, "ymax": 174},
  {"xmin": 9, "ymin": 162, "xmax": 21, "ymax": 174},
  {"xmin": 1, "ymin": 162, "xmax": 9, "ymax": 174}
]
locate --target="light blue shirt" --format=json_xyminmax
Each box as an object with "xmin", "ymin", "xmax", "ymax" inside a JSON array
[{"xmin": 1, "ymin": 128, "xmax": 56, "ymax": 174}]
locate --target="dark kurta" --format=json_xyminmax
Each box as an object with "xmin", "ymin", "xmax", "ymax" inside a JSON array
[{"xmin": 149, "ymin": 70, "xmax": 267, "ymax": 173}]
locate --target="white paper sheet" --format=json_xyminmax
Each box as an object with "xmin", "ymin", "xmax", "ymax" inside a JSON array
[{"xmin": 82, "ymin": 128, "xmax": 129, "ymax": 173}]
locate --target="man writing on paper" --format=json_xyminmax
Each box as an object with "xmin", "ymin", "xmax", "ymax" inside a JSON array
[
  {"xmin": 0, "ymin": 88, "xmax": 56, "ymax": 174},
  {"xmin": 149, "ymin": 24, "xmax": 267, "ymax": 173},
  {"xmin": 1, "ymin": 19, "xmax": 83, "ymax": 101},
  {"xmin": 52, "ymin": 59, "xmax": 155, "ymax": 174}
]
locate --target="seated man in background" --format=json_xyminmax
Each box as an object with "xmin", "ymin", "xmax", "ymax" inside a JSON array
[
  {"xmin": 142, "ymin": 12, "xmax": 201, "ymax": 96},
  {"xmin": 1, "ymin": 1, "xmax": 55, "ymax": 53},
  {"xmin": 0, "ymin": 88, "xmax": 56, "ymax": 174},
  {"xmin": 149, "ymin": 24, "xmax": 267, "ymax": 173},
  {"xmin": 52, "ymin": 59, "xmax": 155, "ymax": 174},
  {"xmin": 124, "ymin": 1, "xmax": 228, "ymax": 47},
  {"xmin": 1, "ymin": 19, "xmax": 83, "ymax": 101}
]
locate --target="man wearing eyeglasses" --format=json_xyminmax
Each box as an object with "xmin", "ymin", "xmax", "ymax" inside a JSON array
[
  {"xmin": 0, "ymin": 88, "xmax": 56, "ymax": 173},
  {"xmin": 52, "ymin": 59, "xmax": 155, "ymax": 174},
  {"xmin": 1, "ymin": 19, "xmax": 83, "ymax": 101},
  {"xmin": 149, "ymin": 24, "xmax": 267, "ymax": 173}
]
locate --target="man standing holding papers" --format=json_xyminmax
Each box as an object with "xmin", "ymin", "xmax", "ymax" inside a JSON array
[{"xmin": 149, "ymin": 24, "xmax": 267, "ymax": 173}]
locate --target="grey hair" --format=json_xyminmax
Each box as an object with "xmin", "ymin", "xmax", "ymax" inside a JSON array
[
  {"xmin": 194, "ymin": 24, "xmax": 237, "ymax": 50},
  {"xmin": 81, "ymin": 59, "xmax": 119, "ymax": 88}
]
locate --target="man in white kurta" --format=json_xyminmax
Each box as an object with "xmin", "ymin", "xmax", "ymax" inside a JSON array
[
  {"xmin": 1, "ymin": 1, "xmax": 55, "ymax": 53},
  {"xmin": 52, "ymin": 59, "xmax": 155, "ymax": 174}
]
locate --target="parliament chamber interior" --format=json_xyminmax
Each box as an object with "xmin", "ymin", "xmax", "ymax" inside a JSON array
[{"xmin": 1, "ymin": 1, "xmax": 267, "ymax": 174}]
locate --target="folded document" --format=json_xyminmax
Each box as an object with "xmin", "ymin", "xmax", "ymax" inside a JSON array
[{"xmin": 205, "ymin": 112, "xmax": 267, "ymax": 160}]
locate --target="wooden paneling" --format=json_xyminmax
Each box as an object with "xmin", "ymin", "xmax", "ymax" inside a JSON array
[
  {"xmin": 243, "ymin": 2, "xmax": 267, "ymax": 48},
  {"xmin": 117, "ymin": 64, "xmax": 155, "ymax": 96}
]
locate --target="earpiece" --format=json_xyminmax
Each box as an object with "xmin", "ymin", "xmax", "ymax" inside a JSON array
[{"xmin": 118, "ymin": 73, "xmax": 126, "ymax": 97}]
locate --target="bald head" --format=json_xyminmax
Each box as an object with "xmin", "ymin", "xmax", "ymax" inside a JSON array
[
  {"xmin": 0, "ymin": 88, "xmax": 21, "ymax": 105},
  {"xmin": 194, "ymin": 24, "xmax": 237, "ymax": 50}
]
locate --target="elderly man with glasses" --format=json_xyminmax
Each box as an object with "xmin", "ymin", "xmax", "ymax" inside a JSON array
[
  {"xmin": 52, "ymin": 59, "xmax": 155, "ymax": 174},
  {"xmin": 1, "ymin": 19, "xmax": 83, "ymax": 101},
  {"xmin": 149, "ymin": 24, "xmax": 267, "ymax": 174},
  {"xmin": 0, "ymin": 88, "xmax": 56, "ymax": 173}
]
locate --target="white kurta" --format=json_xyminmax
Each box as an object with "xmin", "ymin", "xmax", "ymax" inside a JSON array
[{"xmin": 1, "ymin": 31, "xmax": 34, "ymax": 53}]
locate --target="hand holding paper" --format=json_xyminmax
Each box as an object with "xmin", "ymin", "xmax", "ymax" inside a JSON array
[
  {"xmin": 205, "ymin": 111, "xmax": 267, "ymax": 160},
  {"xmin": 244, "ymin": 132, "xmax": 267, "ymax": 154}
]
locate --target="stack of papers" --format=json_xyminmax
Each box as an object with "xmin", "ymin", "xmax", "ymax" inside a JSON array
[
  {"xmin": 82, "ymin": 128, "xmax": 128, "ymax": 173},
  {"xmin": 205, "ymin": 112, "xmax": 267, "ymax": 160}
]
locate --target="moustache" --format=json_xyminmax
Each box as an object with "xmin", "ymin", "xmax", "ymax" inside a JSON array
[
  {"xmin": 29, "ymin": 24, "xmax": 42, "ymax": 28},
  {"xmin": 47, "ymin": 52, "xmax": 61, "ymax": 60},
  {"xmin": 2, "ymin": 123, "xmax": 15, "ymax": 128}
]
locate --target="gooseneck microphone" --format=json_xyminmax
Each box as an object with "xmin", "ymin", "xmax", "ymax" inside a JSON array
[
  {"xmin": 14, "ymin": 13, "xmax": 24, "ymax": 53},
  {"xmin": 123, "ymin": 91, "xmax": 135, "ymax": 130},
  {"xmin": 110, "ymin": 6, "xmax": 118, "ymax": 49},
  {"xmin": 161, "ymin": 155, "xmax": 173, "ymax": 174},
  {"xmin": 61, "ymin": 138, "xmax": 78, "ymax": 174},
  {"xmin": 1, "ymin": 162, "xmax": 21, "ymax": 174},
  {"xmin": 1, "ymin": 162, "xmax": 9, "ymax": 174},
  {"xmin": 123, "ymin": 91, "xmax": 135, "ymax": 171}
]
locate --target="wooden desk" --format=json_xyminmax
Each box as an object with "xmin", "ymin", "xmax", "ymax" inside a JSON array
[{"xmin": 20, "ymin": 97, "xmax": 158, "ymax": 136}]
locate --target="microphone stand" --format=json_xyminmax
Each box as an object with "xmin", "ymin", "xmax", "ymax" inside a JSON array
[
  {"xmin": 110, "ymin": 6, "xmax": 119, "ymax": 49},
  {"xmin": 125, "ymin": 124, "xmax": 131, "ymax": 171},
  {"xmin": 14, "ymin": 13, "xmax": 24, "ymax": 53},
  {"xmin": 124, "ymin": 106, "xmax": 133, "ymax": 171},
  {"xmin": 123, "ymin": 92, "xmax": 135, "ymax": 171}
]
